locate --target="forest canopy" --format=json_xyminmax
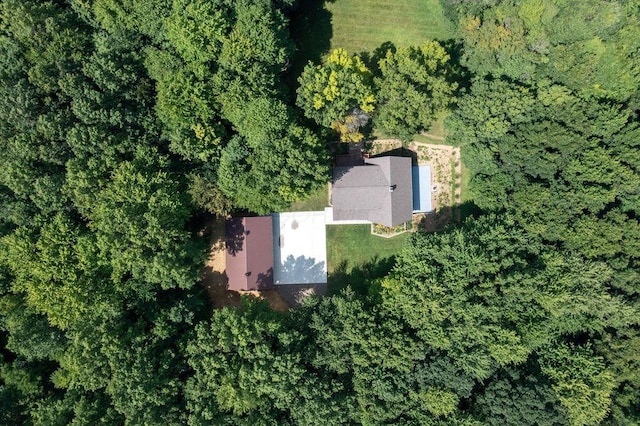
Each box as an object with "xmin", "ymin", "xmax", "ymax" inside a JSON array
[{"xmin": 0, "ymin": 0, "xmax": 639, "ymax": 425}]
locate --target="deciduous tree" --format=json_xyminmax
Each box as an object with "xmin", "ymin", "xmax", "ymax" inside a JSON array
[
  {"xmin": 374, "ymin": 41, "xmax": 457, "ymax": 141},
  {"xmin": 297, "ymin": 48, "xmax": 375, "ymax": 141}
]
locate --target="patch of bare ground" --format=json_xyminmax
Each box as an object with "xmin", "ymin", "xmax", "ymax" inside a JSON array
[
  {"xmin": 365, "ymin": 138, "xmax": 463, "ymax": 231},
  {"xmin": 198, "ymin": 218, "xmax": 290, "ymax": 312}
]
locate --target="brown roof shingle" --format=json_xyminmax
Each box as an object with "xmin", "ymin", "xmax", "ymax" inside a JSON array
[{"xmin": 225, "ymin": 216, "xmax": 274, "ymax": 291}]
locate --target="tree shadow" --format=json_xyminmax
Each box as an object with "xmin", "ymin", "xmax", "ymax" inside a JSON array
[
  {"xmin": 200, "ymin": 269, "xmax": 244, "ymax": 309},
  {"xmin": 414, "ymin": 208, "xmax": 454, "ymax": 232},
  {"xmin": 370, "ymin": 146, "xmax": 419, "ymax": 166},
  {"xmin": 328, "ymin": 255, "xmax": 397, "ymax": 296},
  {"xmin": 413, "ymin": 200, "xmax": 483, "ymax": 232},
  {"xmin": 458, "ymin": 200, "xmax": 483, "ymax": 221},
  {"xmin": 224, "ymin": 217, "xmax": 246, "ymax": 256},
  {"xmin": 437, "ymin": 38, "xmax": 473, "ymax": 94},
  {"xmin": 361, "ymin": 41, "xmax": 397, "ymax": 77},
  {"xmin": 287, "ymin": 0, "xmax": 334, "ymax": 94},
  {"xmin": 275, "ymin": 282, "xmax": 328, "ymax": 308},
  {"xmin": 255, "ymin": 267, "xmax": 274, "ymax": 290},
  {"xmin": 276, "ymin": 254, "xmax": 326, "ymax": 285}
]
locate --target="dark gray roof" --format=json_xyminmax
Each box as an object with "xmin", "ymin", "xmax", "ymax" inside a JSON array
[{"xmin": 332, "ymin": 156, "xmax": 413, "ymax": 227}]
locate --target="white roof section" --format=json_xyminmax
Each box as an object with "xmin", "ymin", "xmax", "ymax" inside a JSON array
[
  {"xmin": 272, "ymin": 211, "xmax": 327, "ymax": 285},
  {"xmin": 324, "ymin": 207, "xmax": 370, "ymax": 225}
]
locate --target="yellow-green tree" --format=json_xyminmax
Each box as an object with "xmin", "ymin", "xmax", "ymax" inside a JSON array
[{"xmin": 297, "ymin": 48, "xmax": 375, "ymax": 141}]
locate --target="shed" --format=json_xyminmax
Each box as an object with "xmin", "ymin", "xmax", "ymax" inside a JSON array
[{"xmin": 225, "ymin": 216, "xmax": 274, "ymax": 291}]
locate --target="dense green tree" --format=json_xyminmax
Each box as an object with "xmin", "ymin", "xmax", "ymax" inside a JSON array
[
  {"xmin": 1, "ymin": 215, "xmax": 119, "ymax": 329},
  {"xmin": 165, "ymin": 0, "xmax": 231, "ymax": 65},
  {"xmin": 597, "ymin": 327, "xmax": 640, "ymax": 424},
  {"xmin": 0, "ymin": 0, "xmax": 91, "ymax": 222},
  {"xmin": 216, "ymin": 0, "xmax": 291, "ymax": 91},
  {"xmin": 49, "ymin": 289, "xmax": 204, "ymax": 424},
  {"xmin": 28, "ymin": 389, "xmax": 122, "ymax": 426},
  {"xmin": 0, "ymin": 295, "xmax": 65, "ymax": 362},
  {"xmin": 0, "ymin": 357, "xmax": 48, "ymax": 423},
  {"xmin": 217, "ymin": 122, "xmax": 329, "ymax": 214},
  {"xmin": 297, "ymin": 48, "xmax": 376, "ymax": 141},
  {"xmin": 374, "ymin": 41, "xmax": 457, "ymax": 141},
  {"xmin": 449, "ymin": 0, "xmax": 640, "ymax": 101},
  {"xmin": 381, "ymin": 215, "xmax": 636, "ymax": 423},
  {"xmin": 308, "ymin": 290, "xmax": 473, "ymax": 424},
  {"xmin": 186, "ymin": 300, "xmax": 304, "ymax": 424},
  {"xmin": 144, "ymin": 0, "xmax": 233, "ymax": 164},
  {"xmin": 0, "ymin": 1, "xmax": 216, "ymax": 424},
  {"xmin": 449, "ymin": 80, "xmax": 640, "ymax": 293},
  {"xmin": 90, "ymin": 0, "xmax": 172, "ymax": 42},
  {"xmin": 472, "ymin": 366, "xmax": 568, "ymax": 425},
  {"xmin": 145, "ymin": 49, "xmax": 225, "ymax": 163},
  {"xmin": 540, "ymin": 343, "xmax": 615, "ymax": 426},
  {"xmin": 104, "ymin": 327, "xmax": 189, "ymax": 424},
  {"xmin": 88, "ymin": 157, "xmax": 202, "ymax": 296},
  {"xmin": 186, "ymin": 169, "xmax": 233, "ymax": 216},
  {"xmin": 0, "ymin": 379, "xmax": 28, "ymax": 425}
]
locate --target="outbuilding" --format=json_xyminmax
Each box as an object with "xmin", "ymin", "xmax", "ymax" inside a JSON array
[{"xmin": 225, "ymin": 216, "xmax": 274, "ymax": 291}]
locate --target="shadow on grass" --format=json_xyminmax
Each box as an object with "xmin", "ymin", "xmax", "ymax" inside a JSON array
[
  {"xmin": 287, "ymin": 0, "xmax": 334, "ymax": 94},
  {"xmin": 361, "ymin": 41, "xmax": 396, "ymax": 77},
  {"xmin": 328, "ymin": 255, "xmax": 397, "ymax": 296}
]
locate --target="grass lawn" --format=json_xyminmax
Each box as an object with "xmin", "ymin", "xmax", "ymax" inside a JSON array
[
  {"xmin": 289, "ymin": 0, "xmax": 454, "ymax": 87},
  {"xmin": 326, "ymin": 224, "xmax": 410, "ymax": 294},
  {"xmin": 424, "ymin": 112, "xmax": 449, "ymax": 140},
  {"xmin": 325, "ymin": 0, "xmax": 454, "ymax": 54},
  {"xmin": 288, "ymin": 185, "xmax": 330, "ymax": 211}
]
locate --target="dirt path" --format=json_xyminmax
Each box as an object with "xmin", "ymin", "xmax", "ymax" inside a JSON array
[{"xmin": 198, "ymin": 218, "xmax": 289, "ymax": 312}]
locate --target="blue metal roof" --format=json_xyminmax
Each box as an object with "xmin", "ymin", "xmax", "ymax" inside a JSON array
[{"xmin": 412, "ymin": 166, "xmax": 433, "ymax": 213}]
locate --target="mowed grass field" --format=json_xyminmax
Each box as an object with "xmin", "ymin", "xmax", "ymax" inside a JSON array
[{"xmin": 325, "ymin": 0, "xmax": 454, "ymax": 54}]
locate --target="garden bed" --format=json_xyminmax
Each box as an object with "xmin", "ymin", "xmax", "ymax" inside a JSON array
[{"xmin": 371, "ymin": 221, "xmax": 412, "ymax": 238}]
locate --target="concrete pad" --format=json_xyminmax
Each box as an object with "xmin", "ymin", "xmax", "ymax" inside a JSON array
[
  {"xmin": 324, "ymin": 207, "xmax": 371, "ymax": 225},
  {"xmin": 272, "ymin": 211, "xmax": 327, "ymax": 285}
]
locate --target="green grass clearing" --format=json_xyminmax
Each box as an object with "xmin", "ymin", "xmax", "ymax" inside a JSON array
[
  {"xmin": 425, "ymin": 112, "xmax": 449, "ymax": 140},
  {"xmin": 289, "ymin": 0, "xmax": 455, "ymax": 82},
  {"xmin": 289, "ymin": 185, "xmax": 330, "ymax": 212},
  {"xmin": 325, "ymin": 0, "xmax": 454, "ymax": 54},
  {"xmin": 326, "ymin": 224, "xmax": 410, "ymax": 294},
  {"xmin": 412, "ymin": 133, "xmax": 445, "ymax": 144}
]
